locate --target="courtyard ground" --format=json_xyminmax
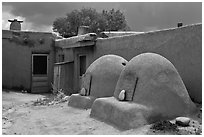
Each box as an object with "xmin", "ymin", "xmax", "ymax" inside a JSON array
[{"xmin": 2, "ymin": 90, "xmax": 202, "ymax": 135}]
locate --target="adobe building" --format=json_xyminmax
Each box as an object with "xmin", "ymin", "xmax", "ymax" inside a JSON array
[
  {"xmin": 53, "ymin": 27, "xmax": 97, "ymax": 94},
  {"xmin": 2, "ymin": 20, "xmax": 202, "ymax": 103},
  {"xmin": 55, "ymin": 23, "xmax": 202, "ymax": 103},
  {"xmin": 2, "ymin": 19, "xmax": 60, "ymax": 93}
]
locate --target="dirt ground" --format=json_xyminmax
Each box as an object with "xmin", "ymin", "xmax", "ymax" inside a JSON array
[{"xmin": 2, "ymin": 90, "xmax": 202, "ymax": 135}]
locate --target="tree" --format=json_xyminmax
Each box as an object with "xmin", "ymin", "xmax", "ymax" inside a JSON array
[
  {"xmin": 53, "ymin": 8, "xmax": 130, "ymax": 38},
  {"xmin": 102, "ymin": 9, "xmax": 127, "ymax": 31}
]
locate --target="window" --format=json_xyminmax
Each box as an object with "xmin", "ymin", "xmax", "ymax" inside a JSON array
[
  {"xmin": 32, "ymin": 54, "xmax": 48, "ymax": 75},
  {"xmin": 79, "ymin": 55, "xmax": 86, "ymax": 76}
]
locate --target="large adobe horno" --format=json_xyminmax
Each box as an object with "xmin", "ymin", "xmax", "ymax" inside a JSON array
[
  {"xmin": 84, "ymin": 54, "xmax": 128, "ymax": 98},
  {"xmin": 114, "ymin": 53, "xmax": 196, "ymax": 119}
]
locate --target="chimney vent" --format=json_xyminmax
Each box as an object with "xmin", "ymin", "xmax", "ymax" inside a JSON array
[
  {"xmin": 177, "ymin": 22, "xmax": 183, "ymax": 27},
  {"xmin": 8, "ymin": 19, "xmax": 23, "ymax": 31}
]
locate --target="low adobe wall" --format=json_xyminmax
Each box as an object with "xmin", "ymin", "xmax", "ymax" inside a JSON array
[{"xmin": 93, "ymin": 24, "xmax": 202, "ymax": 103}]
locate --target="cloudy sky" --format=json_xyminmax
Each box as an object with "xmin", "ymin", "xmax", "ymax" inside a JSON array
[{"xmin": 2, "ymin": 2, "xmax": 202, "ymax": 32}]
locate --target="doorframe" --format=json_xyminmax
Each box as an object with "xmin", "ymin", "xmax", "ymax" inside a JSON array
[
  {"xmin": 78, "ymin": 54, "xmax": 87, "ymax": 77},
  {"xmin": 77, "ymin": 54, "xmax": 87, "ymax": 90}
]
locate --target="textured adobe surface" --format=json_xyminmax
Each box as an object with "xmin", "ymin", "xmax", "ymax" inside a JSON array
[
  {"xmin": 85, "ymin": 55, "xmax": 128, "ymax": 98},
  {"xmin": 90, "ymin": 97, "xmax": 150, "ymax": 130},
  {"xmin": 114, "ymin": 53, "xmax": 196, "ymax": 117},
  {"xmin": 69, "ymin": 55, "xmax": 128, "ymax": 109},
  {"xmin": 68, "ymin": 94, "xmax": 96, "ymax": 109},
  {"xmin": 91, "ymin": 53, "xmax": 197, "ymax": 130}
]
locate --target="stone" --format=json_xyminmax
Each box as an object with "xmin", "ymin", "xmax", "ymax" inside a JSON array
[
  {"xmin": 2, "ymin": 117, "xmax": 8, "ymax": 120},
  {"xmin": 48, "ymin": 101, "xmax": 54, "ymax": 105},
  {"xmin": 8, "ymin": 109, "xmax": 14, "ymax": 114},
  {"xmin": 21, "ymin": 90, "xmax": 27, "ymax": 93},
  {"xmin": 63, "ymin": 96, "xmax": 69, "ymax": 101},
  {"xmin": 79, "ymin": 88, "xmax": 86, "ymax": 96},
  {"xmin": 118, "ymin": 90, "xmax": 126, "ymax": 101},
  {"xmin": 175, "ymin": 117, "xmax": 190, "ymax": 127}
]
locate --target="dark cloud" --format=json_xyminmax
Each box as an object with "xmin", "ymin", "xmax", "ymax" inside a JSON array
[
  {"xmin": 2, "ymin": 2, "xmax": 121, "ymax": 26},
  {"xmin": 119, "ymin": 2, "xmax": 202, "ymax": 31},
  {"xmin": 2, "ymin": 2, "xmax": 202, "ymax": 32}
]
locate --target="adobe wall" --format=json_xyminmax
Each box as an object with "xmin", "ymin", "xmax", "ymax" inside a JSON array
[
  {"xmin": 55, "ymin": 48, "xmax": 74, "ymax": 62},
  {"xmin": 93, "ymin": 24, "xmax": 202, "ymax": 103},
  {"xmin": 2, "ymin": 30, "xmax": 55, "ymax": 92}
]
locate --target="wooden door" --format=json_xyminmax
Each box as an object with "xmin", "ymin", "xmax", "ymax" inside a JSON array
[{"xmin": 31, "ymin": 54, "xmax": 49, "ymax": 93}]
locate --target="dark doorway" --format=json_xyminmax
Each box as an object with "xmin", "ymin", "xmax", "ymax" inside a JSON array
[
  {"xmin": 32, "ymin": 54, "xmax": 48, "ymax": 75},
  {"xmin": 79, "ymin": 55, "xmax": 86, "ymax": 76}
]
